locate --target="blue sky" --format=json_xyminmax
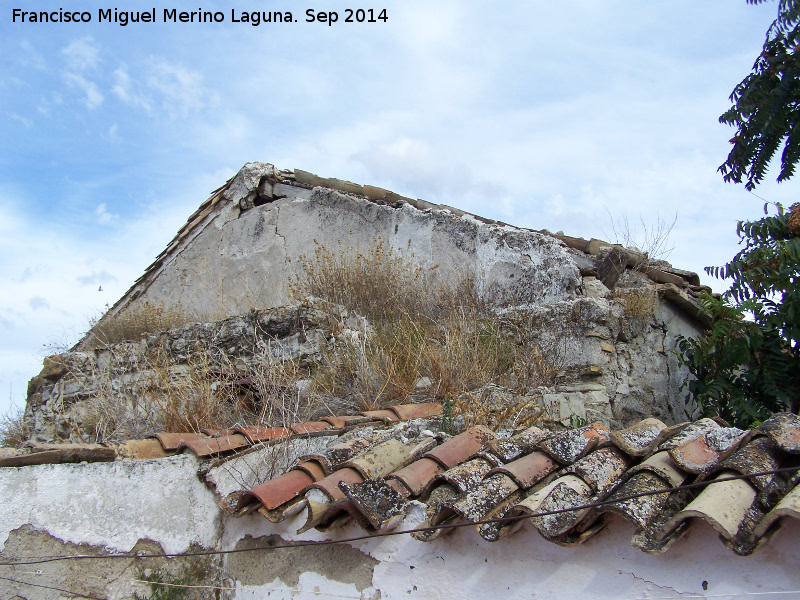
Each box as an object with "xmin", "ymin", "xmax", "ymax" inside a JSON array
[{"xmin": 0, "ymin": 1, "xmax": 795, "ymax": 415}]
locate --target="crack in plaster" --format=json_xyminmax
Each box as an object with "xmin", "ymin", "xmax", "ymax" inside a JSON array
[{"xmin": 618, "ymin": 569, "xmax": 692, "ymax": 597}]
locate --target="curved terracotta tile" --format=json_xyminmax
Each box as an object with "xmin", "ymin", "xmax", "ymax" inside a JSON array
[
  {"xmin": 305, "ymin": 467, "xmax": 364, "ymax": 502},
  {"xmin": 321, "ymin": 415, "xmax": 372, "ymax": 428},
  {"xmin": 295, "ymin": 460, "xmax": 326, "ymax": 481},
  {"xmin": 753, "ymin": 481, "xmax": 800, "ymax": 537},
  {"xmin": 242, "ymin": 468, "xmax": 315, "ymax": 510},
  {"xmin": 235, "ymin": 426, "xmax": 291, "ymax": 444},
  {"xmin": 668, "ymin": 436, "xmax": 720, "ymax": 474},
  {"xmin": 387, "ymin": 402, "xmax": 443, "ymax": 421},
  {"xmin": 290, "ymin": 421, "xmax": 333, "ymax": 435},
  {"xmin": 515, "ymin": 474, "xmax": 593, "ymax": 537},
  {"xmin": 388, "ymin": 457, "xmax": 445, "ymax": 497},
  {"xmin": 340, "ymin": 438, "xmax": 414, "ymax": 480},
  {"xmin": 660, "ymin": 471, "xmax": 758, "ymax": 541},
  {"xmin": 436, "ymin": 457, "xmax": 494, "ymax": 493},
  {"xmin": 538, "ymin": 423, "xmax": 610, "ymax": 465},
  {"xmin": 185, "ymin": 433, "xmax": 250, "ymax": 456},
  {"xmin": 625, "ymin": 450, "xmax": 687, "ymax": 487},
  {"xmin": 486, "ymin": 426, "xmax": 551, "ymax": 463},
  {"xmin": 359, "ymin": 409, "xmax": 400, "ymax": 423},
  {"xmin": 489, "ymin": 451, "xmax": 557, "ymax": 489},
  {"xmin": 154, "ymin": 432, "xmax": 210, "ymax": 451},
  {"xmin": 563, "ymin": 446, "xmax": 630, "ymax": 494},
  {"xmin": 610, "ymin": 418, "xmax": 668, "ymax": 457},
  {"xmin": 756, "ymin": 412, "xmax": 800, "ymax": 454},
  {"xmin": 425, "ymin": 426, "xmax": 495, "ymax": 469}
]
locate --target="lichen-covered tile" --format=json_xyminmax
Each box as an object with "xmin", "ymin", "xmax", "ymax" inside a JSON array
[
  {"xmin": 657, "ymin": 418, "xmax": 720, "ymax": 451},
  {"xmin": 436, "ymin": 457, "xmax": 494, "ymax": 493},
  {"xmin": 445, "ymin": 473, "xmax": 520, "ymax": 524},
  {"xmin": 563, "ymin": 446, "xmax": 630, "ymax": 495},
  {"xmin": 600, "ymin": 471, "xmax": 673, "ymax": 529},
  {"xmin": 412, "ymin": 484, "xmax": 460, "ymax": 541},
  {"xmin": 753, "ymin": 480, "xmax": 800, "ymax": 537},
  {"xmin": 299, "ymin": 431, "xmax": 384, "ymax": 475},
  {"xmin": 610, "ymin": 418, "xmax": 668, "ymax": 457},
  {"xmin": 719, "ymin": 436, "xmax": 784, "ymax": 504},
  {"xmin": 513, "ymin": 475, "xmax": 593, "ymax": 537},
  {"xmin": 486, "ymin": 426, "xmax": 551, "ymax": 462},
  {"xmin": 340, "ymin": 478, "xmax": 410, "ymax": 530},
  {"xmin": 538, "ymin": 423, "xmax": 610, "ymax": 464},
  {"xmin": 755, "ymin": 412, "xmax": 800, "ymax": 454},
  {"xmin": 344, "ymin": 435, "xmax": 436, "ymax": 480}
]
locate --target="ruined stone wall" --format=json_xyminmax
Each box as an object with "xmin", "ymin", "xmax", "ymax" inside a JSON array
[{"xmin": 23, "ymin": 163, "xmax": 715, "ymax": 441}]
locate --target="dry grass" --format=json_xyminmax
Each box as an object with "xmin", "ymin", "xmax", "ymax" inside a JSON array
[
  {"xmin": 72, "ymin": 342, "xmax": 314, "ymax": 443},
  {"xmin": 452, "ymin": 389, "xmax": 547, "ymax": 431},
  {"xmin": 614, "ymin": 288, "xmax": 658, "ymax": 319},
  {"xmin": 87, "ymin": 302, "xmax": 193, "ymax": 348},
  {"xmin": 0, "ymin": 407, "xmax": 28, "ymax": 448},
  {"xmin": 293, "ymin": 237, "xmax": 561, "ymax": 417},
  {"xmin": 290, "ymin": 236, "xmax": 442, "ymax": 324}
]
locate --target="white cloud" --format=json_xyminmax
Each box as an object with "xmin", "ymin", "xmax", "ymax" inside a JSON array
[
  {"xmin": 95, "ymin": 203, "xmax": 117, "ymax": 224},
  {"xmin": 62, "ymin": 36, "xmax": 101, "ymax": 71},
  {"xmin": 146, "ymin": 58, "xmax": 207, "ymax": 117},
  {"xmin": 112, "ymin": 65, "xmax": 152, "ymax": 112},
  {"xmin": 19, "ymin": 40, "xmax": 46, "ymax": 70},
  {"xmin": 64, "ymin": 72, "xmax": 103, "ymax": 109}
]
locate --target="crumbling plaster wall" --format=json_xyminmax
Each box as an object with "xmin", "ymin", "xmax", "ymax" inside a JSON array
[
  {"xmin": 105, "ymin": 163, "xmax": 582, "ymax": 325},
  {"xmin": 0, "ymin": 458, "xmax": 798, "ymax": 600}
]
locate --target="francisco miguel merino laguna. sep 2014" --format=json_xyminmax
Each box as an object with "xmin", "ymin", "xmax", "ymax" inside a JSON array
[{"xmin": 11, "ymin": 8, "xmax": 388, "ymax": 26}]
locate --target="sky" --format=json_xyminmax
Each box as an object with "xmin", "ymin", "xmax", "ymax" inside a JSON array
[{"xmin": 0, "ymin": 1, "xmax": 795, "ymax": 416}]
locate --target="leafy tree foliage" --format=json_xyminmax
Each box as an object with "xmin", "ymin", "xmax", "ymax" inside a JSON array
[
  {"xmin": 678, "ymin": 203, "xmax": 800, "ymax": 426},
  {"xmin": 679, "ymin": 1, "xmax": 800, "ymax": 427},
  {"xmin": 719, "ymin": 0, "xmax": 800, "ymax": 189}
]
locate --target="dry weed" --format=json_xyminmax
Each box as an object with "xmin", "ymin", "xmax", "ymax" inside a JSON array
[
  {"xmin": 87, "ymin": 302, "xmax": 193, "ymax": 348},
  {"xmin": 290, "ymin": 237, "xmax": 441, "ymax": 324},
  {"xmin": 0, "ymin": 407, "xmax": 28, "ymax": 447},
  {"xmin": 453, "ymin": 389, "xmax": 546, "ymax": 431},
  {"xmin": 614, "ymin": 288, "xmax": 658, "ymax": 319}
]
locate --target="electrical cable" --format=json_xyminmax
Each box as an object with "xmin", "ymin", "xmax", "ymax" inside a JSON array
[{"xmin": 0, "ymin": 465, "xmax": 796, "ymax": 567}]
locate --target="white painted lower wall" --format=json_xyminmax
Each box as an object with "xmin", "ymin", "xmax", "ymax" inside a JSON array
[{"xmin": 1, "ymin": 457, "xmax": 798, "ymax": 600}]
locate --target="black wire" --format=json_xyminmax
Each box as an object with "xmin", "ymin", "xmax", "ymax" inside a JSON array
[
  {"xmin": 0, "ymin": 573, "xmax": 106, "ymax": 599},
  {"xmin": 0, "ymin": 465, "xmax": 797, "ymax": 567}
]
